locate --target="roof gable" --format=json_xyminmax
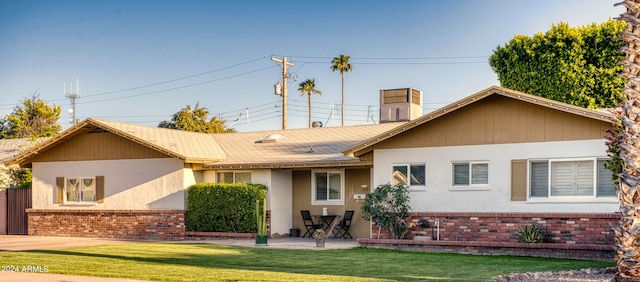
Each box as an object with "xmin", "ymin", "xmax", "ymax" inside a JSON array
[
  {"xmin": 5, "ymin": 118, "xmax": 227, "ymax": 167},
  {"xmin": 344, "ymin": 86, "xmax": 614, "ymax": 156}
]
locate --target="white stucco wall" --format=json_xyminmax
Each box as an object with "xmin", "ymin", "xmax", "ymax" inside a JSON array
[
  {"xmin": 33, "ymin": 158, "xmax": 186, "ymax": 210},
  {"xmin": 374, "ymin": 139, "xmax": 618, "ymax": 213},
  {"xmin": 269, "ymin": 170, "xmax": 292, "ymax": 235}
]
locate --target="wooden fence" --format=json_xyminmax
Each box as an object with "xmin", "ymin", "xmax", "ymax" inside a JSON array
[{"xmin": 6, "ymin": 188, "xmax": 31, "ymax": 235}]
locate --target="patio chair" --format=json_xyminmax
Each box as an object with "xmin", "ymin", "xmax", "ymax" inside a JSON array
[
  {"xmin": 301, "ymin": 210, "xmax": 323, "ymax": 238},
  {"xmin": 334, "ymin": 210, "xmax": 354, "ymax": 239}
]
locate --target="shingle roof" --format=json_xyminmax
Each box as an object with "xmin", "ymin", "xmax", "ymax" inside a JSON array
[
  {"xmin": 205, "ymin": 122, "xmax": 402, "ymax": 169},
  {"xmin": 0, "ymin": 138, "xmax": 43, "ymax": 163},
  {"xmin": 92, "ymin": 119, "xmax": 227, "ymax": 163},
  {"xmin": 4, "ymin": 118, "xmax": 227, "ymax": 166},
  {"xmin": 3, "ymin": 118, "xmax": 403, "ymax": 168},
  {"xmin": 343, "ymin": 85, "xmax": 615, "ymax": 157}
]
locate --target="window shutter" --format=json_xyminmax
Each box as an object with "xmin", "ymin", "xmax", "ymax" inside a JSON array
[
  {"xmin": 55, "ymin": 177, "xmax": 64, "ymax": 204},
  {"xmin": 511, "ymin": 160, "xmax": 526, "ymax": 201},
  {"xmin": 96, "ymin": 176, "xmax": 105, "ymax": 203}
]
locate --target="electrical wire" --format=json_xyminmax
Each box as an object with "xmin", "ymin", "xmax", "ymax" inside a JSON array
[
  {"xmin": 76, "ymin": 66, "xmax": 276, "ymax": 105},
  {"xmin": 272, "ymin": 55, "xmax": 488, "ymax": 60}
]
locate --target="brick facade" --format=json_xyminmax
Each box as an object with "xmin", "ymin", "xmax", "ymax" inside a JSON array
[
  {"xmin": 357, "ymin": 239, "xmax": 614, "ymax": 261},
  {"xmin": 27, "ymin": 209, "xmax": 185, "ymax": 240},
  {"xmin": 374, "ymin": 212, "xmax": 619, "ymax": 245},
  {"xmin": 367, "ymin": 212, "xmax": 619, "ymax": 261}
]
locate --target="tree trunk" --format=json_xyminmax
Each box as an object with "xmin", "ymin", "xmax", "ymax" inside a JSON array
[
  {"xmin": 616, "ymin": 0, "xmax": 640, "ymax": 280},
  {"xmin": 308, "ymin": 92, "xmax": 312, "ymax": 128},
  {"xmin": 341, "ymin": 71, "xmax": 345, "ymax": 127}
]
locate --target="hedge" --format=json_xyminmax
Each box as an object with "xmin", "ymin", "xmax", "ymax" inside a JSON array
[{"xmin": 186, "ymin": 183, "xmax": 267, "ymax": 233}]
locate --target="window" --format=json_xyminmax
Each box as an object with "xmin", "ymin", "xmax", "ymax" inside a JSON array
[
  {"xmin": 392, "ymin": 164, "xmax": 425, "ymax": 187},
  {"xmin": 313, "ymin": 171, "xmax": 343, "ymax": 203},
  {"xmin": 66, "ymin": 177, "xmax": 96, "ymax": 202},
  {"xmin": 530, "ymin": 159, "xmax": 616, "ymax": 198},
  {"xmin": 217, "ymin": 172, "xmax": 252, "ymax": 183},
  {"xmin": 453, "ymin": 162, "xmax": 488, "ymax": 186}
]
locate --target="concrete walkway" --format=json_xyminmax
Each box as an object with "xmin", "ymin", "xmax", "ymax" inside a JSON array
[{"xmin": 0, "ymin": 236, "xmax": 359, "ymax": 281}]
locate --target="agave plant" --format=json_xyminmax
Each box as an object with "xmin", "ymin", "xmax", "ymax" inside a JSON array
[
  {"xmin": 615, "ymin": 0, "xmax": 640, "ymax": 279},
  {"xmin": 513, "ymin": 224, "xmax": 547, "ymax": 243}
]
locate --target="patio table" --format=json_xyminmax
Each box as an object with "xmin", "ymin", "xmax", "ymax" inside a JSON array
[{"xmin": 313, "ymin": 214, "xmax": 341, "ymax": 235}]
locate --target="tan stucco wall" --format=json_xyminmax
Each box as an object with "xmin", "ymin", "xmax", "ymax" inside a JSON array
[
  {"xmin": 32, "ymin": 158, "xmax": 186, "ymax": 210},
  {"xmin": 292, "ymin": 168, "xmax": 371, "ymax": 238}
]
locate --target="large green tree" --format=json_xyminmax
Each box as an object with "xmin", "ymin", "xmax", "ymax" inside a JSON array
[
  {"xmin": 0, "ymin": 93, "xmax": 62, "ymax": 139},
  {"xmin": 298, "ymin": 79, "xmax": 322, "ymax": 128},
  {"xmin": 158, "ymin": 102, "xmax": 235, "ymax": 133},
  {"xmin": 489, "ymin": 19, "xmax": 626, "ymax": 109},
  {"xmin": 330, "ymin": 54, "xmax": 353, "ymax": 126}
]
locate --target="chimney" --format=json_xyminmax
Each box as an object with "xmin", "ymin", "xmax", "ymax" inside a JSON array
[{"xmin": 379, "ymin": 88, "xmax": 423, "ymax": 123}]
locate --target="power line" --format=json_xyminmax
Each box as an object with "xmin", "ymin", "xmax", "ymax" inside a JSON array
[
  {"xmin": 50, "ymin": 57, "xmax": 270, "ymax": 104},
  {"xmin": 76, "ymin": 66, "xmax": 276, "ymax": 105},
  {"xmin": 272, "ymin": 55, "xmax": 488, "ymax": 60}
]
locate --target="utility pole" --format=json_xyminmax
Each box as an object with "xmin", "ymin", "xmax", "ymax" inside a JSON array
[
  {"xmin": 64, "ymin": 79, "xmax": 80, "ymax": 125},
  {"xmin": 271, "ymin": 56, "xmax": 294, "ymax": 130}
]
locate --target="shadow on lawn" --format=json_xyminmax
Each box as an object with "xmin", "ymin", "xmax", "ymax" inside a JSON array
[{"xmin": 24, "ymin": 244, "xmax": 435, "ymax": 281}]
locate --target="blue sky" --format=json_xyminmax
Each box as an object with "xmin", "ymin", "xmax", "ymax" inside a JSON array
[{"xmin": 0, "ymin": 0, "xmax": 624, "ymax": 132}]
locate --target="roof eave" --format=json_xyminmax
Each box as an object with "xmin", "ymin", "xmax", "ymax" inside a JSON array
[{"xmin": 202, "ymin": 159, "xmax": 372, "ymax": 170}]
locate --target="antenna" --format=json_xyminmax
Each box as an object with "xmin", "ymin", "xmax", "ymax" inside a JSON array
[
  {"xmin": 324, "ymin": 104, "xmax": 335, "ymax": 126},
  {"xmin": 367, "ymin": 105, "xmax": 377, "ymax": 124},
  {"xmin": 64, "ymin": 78, "xmax": 80, "ymax": 125},
  {"xmin": 228, "ymin": 109, "xmax": 250, "ymax": 127}
]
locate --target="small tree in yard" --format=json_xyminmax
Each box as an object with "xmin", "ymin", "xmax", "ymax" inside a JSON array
[{"xmin": 361, "ymin": 183, "xmax": 410, "ymax": 239}]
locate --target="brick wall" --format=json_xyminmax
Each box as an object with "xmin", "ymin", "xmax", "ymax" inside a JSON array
[
  {"xmin": 357, "ymin": 239, "xmax": 614, "ymax": 261},
  {"xmin": 27, "ymin": 209, "xmax": 185, "ymax": 240},
  {"xmin": 374, "ymin": 212, "xmax": 619, "ymax": 245},
  {"xmin": 367, "ymin": 212, "xmax": 619, "ymax": 261}
]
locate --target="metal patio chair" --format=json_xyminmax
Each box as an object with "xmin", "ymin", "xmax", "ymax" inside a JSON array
[
  {"xmin": 301, "ymin": 210, "xmax": 323, "ymax": 238},
  {"xmin": 334, "ymin": 210, "xmax": 354, "ymax": 239}
]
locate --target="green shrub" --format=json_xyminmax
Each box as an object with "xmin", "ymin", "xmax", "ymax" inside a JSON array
[
  {"xmin": 361, "ymin": 183, "xmax": 411, "ymax": 239},
  {"xmin": 513, "ymin": 224, "xmax": 548, "ymax": 243},
  {"xmin": 186, "ymin": 183, "xmax": 267, "ymax": 233}
]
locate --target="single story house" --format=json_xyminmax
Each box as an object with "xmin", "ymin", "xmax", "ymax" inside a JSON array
[{"xmin": 3, "ymin": 86, "xmax": 618, "ymax": 243}]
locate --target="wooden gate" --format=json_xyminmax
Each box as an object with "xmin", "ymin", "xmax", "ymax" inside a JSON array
[
  {"xmin": 7, "ymin": 188, "xmax": 31, "ymax": 235},
  {"xmin": 0, "ymin": 190, "xmax": 6, "ymax": 235}
]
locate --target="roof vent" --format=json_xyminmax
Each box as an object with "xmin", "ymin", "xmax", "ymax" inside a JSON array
[
  {"xmin": 261, "ymin": 134, "xmax": 283, "ymax": 143},
  {"xmin": 312, "ymin": 121, "xmax": 323, "ymax": 128}
]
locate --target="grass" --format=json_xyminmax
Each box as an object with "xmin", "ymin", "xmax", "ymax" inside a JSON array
[{"xmin": 0, "ymin": 242, "xmax": 615, "ymax": 281}]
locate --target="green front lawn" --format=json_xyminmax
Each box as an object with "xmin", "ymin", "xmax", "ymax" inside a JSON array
[{"xmin": 0, "ymin": 242, "xmax": 614, "ymax": 281}]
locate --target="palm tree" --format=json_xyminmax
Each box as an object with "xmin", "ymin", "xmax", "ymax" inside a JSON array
[
  {"xmin": 298, "ymin": 79, "xmax": 322, "ymax": 128},
  {"xmin": 615, "ymin": 1, "xmax": 640, "ymax": 280},
  {"xmin": 330, "ymin": 54, "xmax": 353, "ymax": 127},
  {"xmin": 158, "ymin": 102, "xmax": 235, "ymax": 133}
]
